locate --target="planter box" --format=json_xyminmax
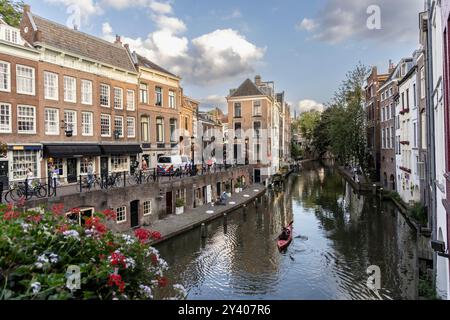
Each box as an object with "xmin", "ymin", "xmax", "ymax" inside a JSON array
[{"xmin": 176, "ymin": 207, "xmax": 184, "ymax": 215}]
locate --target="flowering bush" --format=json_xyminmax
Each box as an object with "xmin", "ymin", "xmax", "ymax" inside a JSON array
[{"xmin": 0, "ymin": 203, "xmax": 186, "ymax": 300}]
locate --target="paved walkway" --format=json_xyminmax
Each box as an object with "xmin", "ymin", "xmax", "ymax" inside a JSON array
[{"xmin": 145, "ymin": 184, "xmax": 267, "ymax": 245}]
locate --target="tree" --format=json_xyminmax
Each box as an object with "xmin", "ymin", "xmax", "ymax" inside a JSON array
[
  {"xmin": 0, "ymin": 0, "xmax": 23, "ymax": 27},
  {"xmin": 293, "ymin": 110, "xmax": 321, "ymax": 156}
]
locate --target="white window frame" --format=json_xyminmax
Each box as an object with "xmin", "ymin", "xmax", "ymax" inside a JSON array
[
  {"xmin": 63, "ymin": 76, "xmax": 77, "ymax": 103},
  {"xmin": 169, "ymin": 90, "xmax": 176, "ymax": 109},
  {"xmin": 156, "ymin": 117, "xmax": 164, "ymax": 143},
  {"xmin": 155, "ymin": 87, "xmax": 163, "ymax": 107},
  {"xmin": 16, "ymin": 65, "xmax": 35, "ymax": 95},
  {"xmin": 101, "ymin": 114, "xmax": 111, "ymax": 137},
  {"xmin": 82, "ymin": 112, "xmax": 94, "ymax": 137},
  {"xmin": 143, "ymin": 200, "xmax": 152, "ymax": 216},
  {"xmin": 140, "ymin": 83, "xmax": 148, "ymax": 104},
  {"xmin": 114, "ymin": 116, "xmax": 124, "ymax": 138},
  {"xmin": 253, "ymin": 100, "xmax": 262, "ymax": 116},
  {"xmin": 0, "ymin": 61, "xmax": 11, "ymax": 92},
  {"xmin": 127, "ymin": 89, "xmax": 135, "ymax": 111},
  {"xmin": 127, "ymin": 117, "xmax": 136, "ymax": 138},
  {"xmin": 114, "ymin": 87, "xmax": 123, "ymax": 110},
  {"xmin": 0, "ymin": 103, "xmax": 12, "ymax": 133},
  {"xmin": 45, "ymin": 108, "xmax": 60, "ymax": 135},
  {"xmin": 44, "ymin": 71, "xmax": 59, "ymax": 101},
  {"xmin": 17, "ymin": 105, "xmax": 36, "ymax": 134},
  {"xmin": 116, "ymin": 206, "xmax": 127, "ymax": 224},
  {"xmin": 100, "ymin": 84, "xmax": 110, "ymax": 108},
  {"xmin": 81, "ymin": 79, "xmax": 93, "ymax": 105},
  {"xmin": 64, "ymin": 110, "xmax": 77, "ymax": 136}
]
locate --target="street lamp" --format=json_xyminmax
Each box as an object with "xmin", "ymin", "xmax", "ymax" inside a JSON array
[
  {"xmin": 201, "ymin": 136, "xmax": 205, "ymax": 165},
  {"xmin": 191, "ymin": 136, "xmax": 196, "ymax": 176},
  {"xmin": 245, "ymin": 137, "xmax": 249, "ymax": 165}
]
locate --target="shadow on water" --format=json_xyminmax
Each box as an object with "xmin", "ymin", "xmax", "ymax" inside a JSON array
[{"xmin": 155, "ymin": 162, "xmax": 418, "ymax": 300}]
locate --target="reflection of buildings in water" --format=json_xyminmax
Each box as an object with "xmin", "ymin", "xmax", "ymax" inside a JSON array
[
  {"xmin": 318, "ymin": 168, "xmax": 325, "ymax": 184},
  {"xmin": 344, "ymin": 182, "xmax": 364, "ymax": 223}
]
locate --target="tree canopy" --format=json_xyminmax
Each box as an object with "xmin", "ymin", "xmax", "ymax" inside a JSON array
[{"xmin": 0, "ymin": 0, "xmax": 23, "ymax": 27}]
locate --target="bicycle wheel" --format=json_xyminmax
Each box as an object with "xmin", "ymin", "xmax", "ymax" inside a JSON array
[
  {"xmin": 10, "ymin": 187, "xmax": 25, "ymax": 202},
  {"xmin": 36, "ymin": 185, "xmax": 48, "ymax": 198}
]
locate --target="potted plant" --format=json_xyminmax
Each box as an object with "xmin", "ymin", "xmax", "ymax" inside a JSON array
[
  {"xmin": 225, "ymin": 182, "xmax": 232, "ymax": 197},
  {"xmin": 176, "ymin": 198, "xmax": 185, "ymax": 215},
  {"xmin": 235, "ymin": 181, "xmax": 241, "ymax": 194}
]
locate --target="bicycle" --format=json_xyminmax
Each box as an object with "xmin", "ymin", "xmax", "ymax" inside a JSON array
[{"xmin": 6, "ymin": 180, "xmax": 48, "ymax": 202}]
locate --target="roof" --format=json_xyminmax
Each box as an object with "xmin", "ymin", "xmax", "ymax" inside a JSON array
[
  {"xmin": 31, "ymin": 14, "xmax": 136, "ymax": 73},
  {"xmin": 230, "ymin": 78, "xmax": 264, "ymax": 97},
  {"xmin": 135, "ymin": 53, "xmax": 178, "ymax": 78}
]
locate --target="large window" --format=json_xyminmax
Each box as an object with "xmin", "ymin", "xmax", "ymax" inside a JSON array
[
  {"xmin": 420, "ymin": 67, "xmax": 425, "ymax": 99},
  {"xmin": 82, "ymin": 112, "xmax": 93, "ymax": 136},
  {"xmin": 111, "ymin": 155, "xmax": 128, "ymax": 172},
  {"xmin": 234, "ymin": 103, "xmax": 242, "ymax": 117},
  {"xmin": 12, "ymin": 150, "xmax": 38, "ymax": 180},
  {"xmin": 17, "ymin": 105, "xmax": 36, "ymax": 134},
  {"xmin": 45, "ymin": 108, "xmax": 59, "ymax": 135},
  {"xmin": 80, "ymin": 157, "xmax": 95, "ymax": 174},
  {"xmin": 16, "ymin": 65, "xmax": 35, "ymax": 95},
  {"xmin": 100, "ymin": 84, "xmax": 110, "ymax": 107},
  {"xmin": 81, "ymin": 80, "xmax": 93, "ymax": 105},
  {"xmin": 127, "ymin": 90, "xmax": 135, "ymax": 111},
  {"xmin": 64, "ymin": 76, "xmax": 77, "ymax": 103},
  {"xmin": 64, "ymin": 110, "xmax": 77, "ymax": 136},
  {"xmin": 234, "ymin": 122, "xmax": 242, "ymax": 139},
  {"xmin": 114, "ymin": 116, "xmax": 124, "ymax": 138},
  {"xmin": 253, "ymin": 121, "xmax": 261, "ymax": 138},
  {"xmin": 253, "ymin": 143, "xmax": 261, "ymax": 162},
  {"xmin": 155, "ymin": 87, "xmax": 162, "ymax": 106},
  {"xmin": 141, "ymin": 116, "xmax": 149, "ymax": 142},
  {"xmin": 0, "ymin": 103, "xmax": 11, "ymax": 133},
  {"xmin": 140, "ymin": 83, "xmax": 148, "ymax": 104},
  {"xmin": 253, "ymin": 100, "xmax": 262, "ymax": 116},
  {"xmin": 127, "ymin": 117, "xmax": 136, "ymax": 138},
  {"xmin": 101, "ymin": 114, "xmax": 111, "ymax": 137},
  {"xmin": 391, "ymin": 126, "xmax": 395, "ymax": 150},
  {"xmin": 0, "ymin": 61, "xmax": 10, "ymax": 92},
  {"xmin": 114, "ymin": 87, "xmax": 123, "ymax": 110},
  {"xmin": 156, "ymin": 118, "xmax": 164, "ymax": 143},
  {"xmin": 169, "ymin": 90, "xmax": 176, "ymax": 109},
  {"xmin": 44, "ymin": 72, "xmax": 58, "ymax": 100},
  {"xmin": 170, "ymin": 119, "xmax": 177, "ymax": 142},
  {"xmin": 116, "ymin": 206, "xmax": 127, "ymax": 223}
]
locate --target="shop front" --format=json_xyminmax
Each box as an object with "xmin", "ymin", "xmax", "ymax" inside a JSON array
[
  {"xmin": 100, "ymin": 145, "xmax": 143, "ymax": 175},
  {"xmin": 7, "ymin": 145, "xmax": 42, "ymax": 183}
]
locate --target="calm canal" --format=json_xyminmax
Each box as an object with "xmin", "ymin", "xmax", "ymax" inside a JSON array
[{"xmin": 155, "ymin": 162, "xmax": 419, "ymax": 300}]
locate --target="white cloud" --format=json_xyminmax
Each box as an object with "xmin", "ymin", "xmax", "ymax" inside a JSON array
[
  {"xmin": 153, "ymin": 15, "xmax": 187, "ymax": 34},
  {"xmin": 199, "ymin": 95, "xmax": 227, "ymax": 111},
  {"xmin": 298, "ymin": 100, "xmax": 325, "ymax": 114},
  {"xmin": 223, "ymin": 9, "xmax": 242, "ymax": 20},
  {"xmin": 296, "ymin": 0, "xmax": 423, "ymax": 44},
  {"xmin": 102, "ymin": 22, "xmax": 113, "ymax": 34},
  {"xmin": 45, "ymin": 0, "xmax": 103, "ymax": 25},
  {"xmin": 148, "ymin": 0, "xmax": 172, "ymax": 14}
]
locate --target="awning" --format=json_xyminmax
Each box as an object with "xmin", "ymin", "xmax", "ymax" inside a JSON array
[
  {"xmin": 100, "ymin": 145, "xmax": 143, "ymax": 155},
  {"xmin": 44, "ymin": 145, "xmax": 102, "ymax": 158}
]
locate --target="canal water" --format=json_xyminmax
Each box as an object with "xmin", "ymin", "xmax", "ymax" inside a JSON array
[{"xmin": 155, "ymin": 162, "xmax": 419, "ymax": 300}]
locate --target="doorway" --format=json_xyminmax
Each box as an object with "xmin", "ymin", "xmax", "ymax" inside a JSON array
[
  {"xmin": 101, "ymin": 157, "xmax": 109, "ymax": 177},
  {"xmin": 254, "ymin": 169, "xmax": 261, "ymax": 184},
  {"xmin": 67, "ymin": 158, "xmax": 78, "ymax": 183},
  {"xmin": 130, "ymin": 200, "xmax": 140, "ymax": 228},
  {"xmin": 166, "ymin": 192, "xmax": 173, "ymax": 215}
]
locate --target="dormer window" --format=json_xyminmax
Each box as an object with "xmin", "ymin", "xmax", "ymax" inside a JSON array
[{"xmin": 2, "ymin": 28, "xmax": 19, "ymax": 44}]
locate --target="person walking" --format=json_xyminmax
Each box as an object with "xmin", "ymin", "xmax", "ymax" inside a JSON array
[{"xmin": 87, "ymin": 162, "xmax": 94, "ymax": 189}]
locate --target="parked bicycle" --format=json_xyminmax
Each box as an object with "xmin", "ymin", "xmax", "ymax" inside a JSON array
[{"xmin": 6, "ymin": 180, "xmax": 48, "ymax": 202}]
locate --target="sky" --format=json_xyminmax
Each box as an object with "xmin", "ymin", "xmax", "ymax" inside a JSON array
[{"xmin": 26, "ymin": 0, "xmax": 424, "ymax": 114}]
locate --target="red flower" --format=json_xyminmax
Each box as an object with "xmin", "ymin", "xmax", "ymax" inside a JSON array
[
  {"xmin": 52, "ymin": 203, "xmax": 65, "ymax": 216},
  {"xmin": 71, "ymin": 208, "xmax": 81, "ymax": 215},
  {"xmin": 16, "ymin": 197, "xmax": 26, "ymax": 208},
  {"xmin": 102, "ymin": 209, "xmax": 117, "ymax": 221},
  {"xmin": 110, "ymin": 252, "xmax": 126, "ymax": 268},
  {"xmin": 108, "ymin": 274, "xmax": 125, "ymax": 293},
  {"xmin": 151, "ymin": 231, "xmax": 162, "ymax": 240},
  {"xmin": 3, "ymin": 210, "xmax": 20, "ymax": 220},
  {"xmin": 134, "ymin": 228, "xmax": 151, "ymax": 243},
  {"xmin": 157, "ymin": 277, "xmax": 168, "ymax": 288},
  {"xmin": 27, "ymin": 214, "xmax": 42, "ymax": 223},
  {"xmin": 57, "ymin": 224, "xmax": 69, "ymax": 234},
  {"xmin": 85, "ymin": 217, "xmax": 107, "ymax": 236},
  {"xmin": 150, "ymin": 254, "xmax": 158, "ymax": 265}
]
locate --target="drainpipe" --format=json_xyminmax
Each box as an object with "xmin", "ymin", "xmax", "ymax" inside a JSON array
[{"xmin": 426, "ymin": 0, "xmax": 438, "ymax": 292}]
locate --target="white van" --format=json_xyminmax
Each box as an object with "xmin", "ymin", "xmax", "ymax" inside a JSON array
[{"xmin": 157, "ymin": 155, "xmax": 190, "ymax": 175}]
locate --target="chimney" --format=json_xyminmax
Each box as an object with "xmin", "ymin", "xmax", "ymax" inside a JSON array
[
  {"xmin": 115, "ymin": 35, "xmax": 122, "ymax": 45},
  {"xmin": 23, "ymin": 4, "xmax": 30, "ymax": 13},
  {"xmin": 388, "ymin": 59, "xmax": 395, "ymax": 73},
  {"xmin": 255, "ymin": 75, "xmax": 262, "ymax": 86},
  {"xmin": 35, "ymin": 30, "xmax": 42, "ymax": 42}
]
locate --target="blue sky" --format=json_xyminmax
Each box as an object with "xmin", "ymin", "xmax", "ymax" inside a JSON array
[{"xmin": 26, "ymin": 0, "xmax": 423, "ymax": 113}]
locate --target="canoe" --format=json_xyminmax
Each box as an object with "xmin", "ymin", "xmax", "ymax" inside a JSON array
[{"xmin": 277, "ymin": 221, "xmax": 294, "ymax": 251}]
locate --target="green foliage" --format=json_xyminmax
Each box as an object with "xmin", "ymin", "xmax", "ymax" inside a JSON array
[
  {"xmin": 175, "ymin": 198, "xmax": 185, "ymax": 208},
  {"xmin": 0, "ymin": 0, "xmax": 23, "ymax": 27},
  {"xmin": 419, "ymin": 273, "xmax": 439, "ymax": 300},
  {"xmin": 409, "ymin": 202, "xmax": 428, "ymax": 225}
]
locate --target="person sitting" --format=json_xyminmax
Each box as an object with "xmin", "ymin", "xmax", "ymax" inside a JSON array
[
  {"xmin": 216, "ymin": 192, "xmax": 229, "ymax": 206},
  {"xmin": 279, "ymin": 227, "xmax": 291, "ymax": 241}
]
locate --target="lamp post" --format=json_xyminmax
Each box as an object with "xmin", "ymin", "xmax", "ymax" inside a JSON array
[
  {"xmin": 245, "ymin": 137, "xmax": 249, "ymax": 165},
  {"xmin": 191, "ymin": 136, "xmax": 196, "ymax": 176},
  {"xmin": 201, "ymin": 135, "xmax": 205, "ymax": 165}
]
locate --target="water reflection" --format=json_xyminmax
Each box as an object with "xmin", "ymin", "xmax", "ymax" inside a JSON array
[{"xmin": 155, "ymin": 162, "xmax": 418, "ymax": 300}]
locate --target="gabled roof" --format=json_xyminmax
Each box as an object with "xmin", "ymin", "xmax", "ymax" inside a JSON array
[
  {"xmin": 30, "ymin": 14, "xmax": 136, "ymax": 73},
  {"xmin": 230, "ymin": 78, "xmax": 264, "ymax": 98},
  {"xmin": 135, "ymin": 53, "xmax": 178, "ymax": 78}
]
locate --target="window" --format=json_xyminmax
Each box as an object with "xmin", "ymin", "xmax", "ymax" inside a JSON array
[
  {"xmin": 420, "ymin": 67, "xmax": 425, "ymax": 99},
  {"xmin": 140, "ymin": 83, "xmax": 148, "ymax": 104},
  {"xmin": 253, "ymin": 100, "xmax": 262, "ymax": 116},
  {"xmin": 382, "ymin": 129, "xmax": 385, "ymax": 149},
  {"xmin": 111, "ymin": 155, "xmax": 128, "ymax": 172},
  {"xmin": 184, "ymin": 116, "xmax": 189, "ymax": 131},
  {"xmin": 381, "ymin": 107, "xmax": 385, "ymax": 122},
  {"xmin": 234, "ymin": 122, "xmax": 242, "ymax": 138},
  {"xmin": 155, "ymin": 87, "xmax": 162, "ymax": 106},
  {"xmin": 413, "ymin": 122, "xmax": 417, "ymax": 148},
  {"xmin": 169, "ymin": 90, "xmax": 176, "ymax": 109},
  {"xmin": 16, "ymin": 65, "xmax": 35, "ymax": 95},
  {"xmin": 141, "ymin": 117, "xmax": 149, "ymax": 142},
  {"xmin": 0, "ymin": 103, "xmax": 11, "ymax": 133},
  {"xmin": 143, "ymin": 200, "xmax": 152, "ymax": 216},
  {"xmin": 17, "ymin": 105, "xmax": 35, "ymax": 134},
  {"xmin": 0, "ymin": 61, "xmax": 10, "ymax": 92},
  {"xmin": 80, "ymin": 157, "xmax": 95, "ymax": 174},
  {"xmin": 114, "ymin": 116, "xmax": 124, "ymax": 138},
  {"xmin": 387, "ymin": 127, "xmax": 390, "ymax": 149},
  {"xmin": 253, "ymin": 121, "xmax": 261, "ymax": 138},
  {"xmin": 156, "ymin": 118, "xmax": 164, "ymax": 143},
  {"xmin": 127, "ymin": 117, "xmax": 136, "ymax": 138},
  {"xmin": 64, "ymin": 76, "xmax": 76, "ymax": 103},
  {"xmin": 391, "ymin": 127, "xmax": 395, "ymax": 150},
  {"xmin": 64, "ymin": 110, "xmax": 77, "ymax": 136},
  {"xmin": 406, "ymin": 89, "xmax": 410, "ymax": 109},
  {"xmin": 100, "ymin": 84, "xmax": 110, "ymax": 107},
  {"xmin": 413, "ymin": 84, "xmax": 417, "ymax": 107},
  {"xmin": 169, "ymin": 119, "xmax": 177, "ymax": 142},
  {"xmin": 114, "ymin": 87, "xmax": 123, "ymax": 110},
  {"xmin": 253, "ymin": 143, "xmax": 261, "ymax": 162},
  {"xmin": 44, "ymin": 72, "xmax": 59, "ymax": 100},
  {"xmin": 101, "ymin": 114, "xmax": 111, "ymax": 137},
  {"xmin": 81, "ymin": 80, "xmax": 93, "ymax": 105},
  {"xmin": 12, "ymin": 150, "xmax": 38, "ymax": 180},
  {"xmin": 391, "ymin": 103, "xmax": 395, "ymax": 119},
  {"xmin": 116, "ymin": 206, "xmax": 127, "ymax": 223},
  {"xmin": 82, "ymin": 112, "xmax": 93, "ymax": 136},
  {"xmin": 127, "ymin": 90, "xmax": 135, "ymax": 111},
  {"xmin": 234, "ymin": 103, "xmax": 242, "ymax": 117},
  {"xmin": 45, "ymin": 108, "xmax": 59, "ymax": 135}
]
